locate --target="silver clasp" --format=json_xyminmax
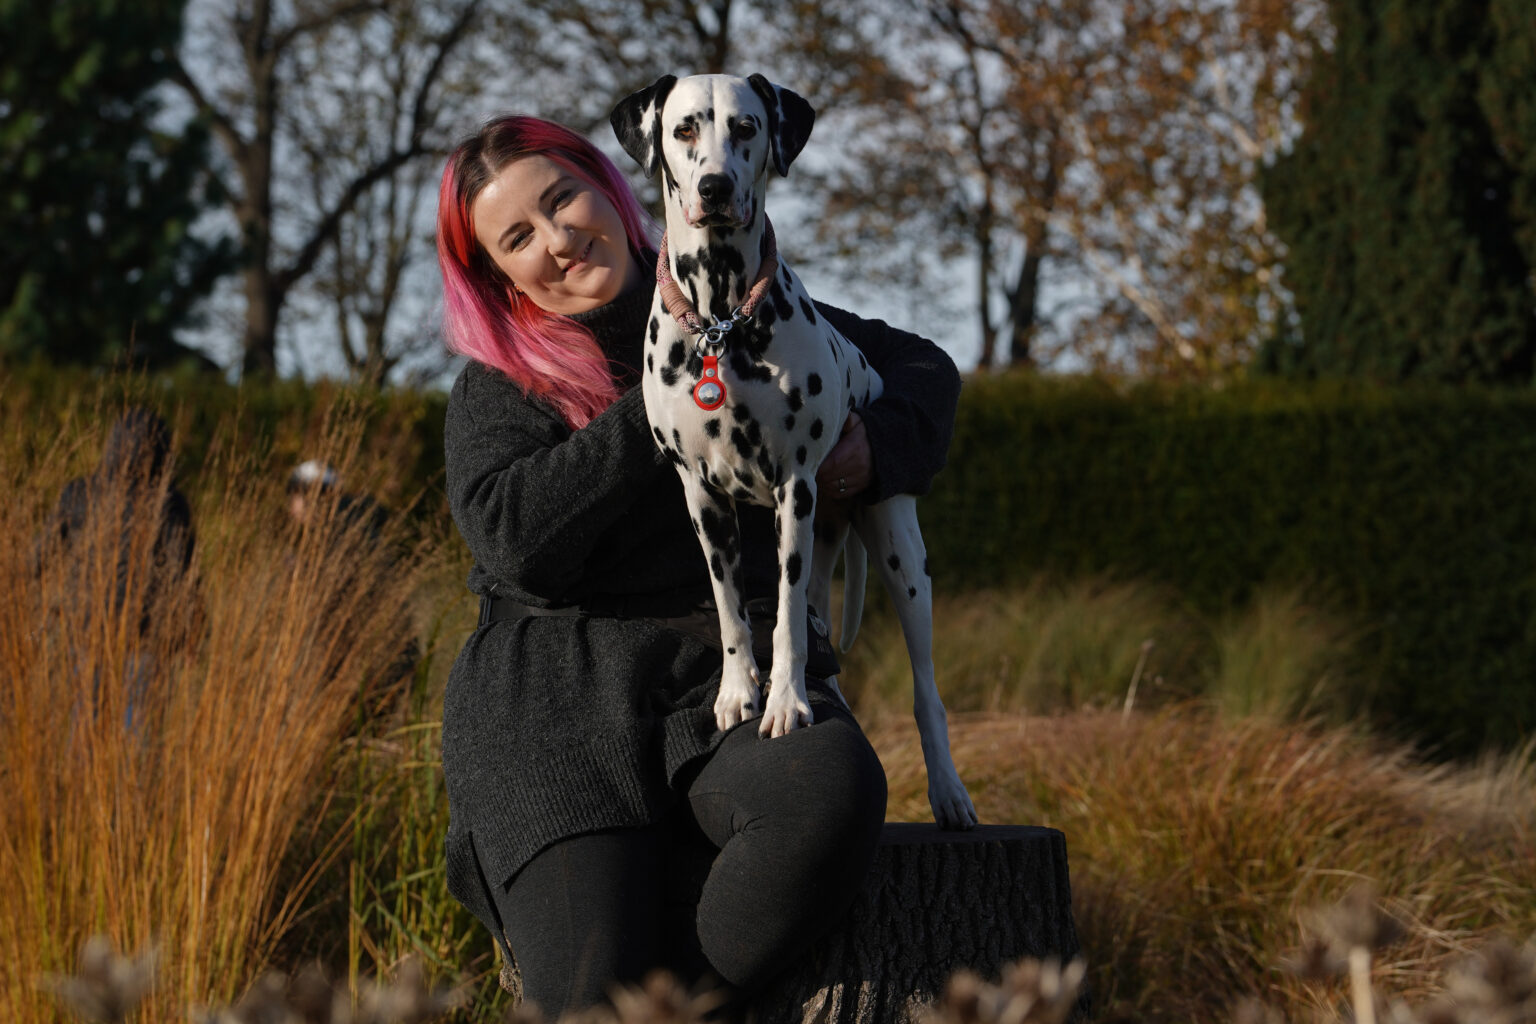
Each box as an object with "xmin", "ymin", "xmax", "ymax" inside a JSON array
[
  {"xmin": 696, "ymin": 306, "xmax": 747, "ymax": 353},
  {"xmin": 703, "ymin": 319, "xmax": 735, "ymax": 346}
]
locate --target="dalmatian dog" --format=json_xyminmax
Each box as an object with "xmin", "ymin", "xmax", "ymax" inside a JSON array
[{"xmin": 612, "ymin": 73, "xmax": 977, "ymax": 829}]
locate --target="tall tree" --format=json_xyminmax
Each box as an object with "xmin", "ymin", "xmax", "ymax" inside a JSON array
[
  {"xmin": 1263, "ymin": 0, "xmax": 1535, "ymax": 383},
  {"xmin": 1482, "ymin": 0, "xmax": 1536, "ymax": 278},
  {"xmin": 168, "ymin": 0, "xmax": 485, "ymax": 379},
  {"xmin": 796, "ymin": 0, "xmax": 1324, "ymax": 376},
  {"xmin": 287, "ymin": 2, "xmax": 480, "ymax": 386},
  {"xmin": 0, "ymin": 0, "xmax": 232, "ymax": 368}
]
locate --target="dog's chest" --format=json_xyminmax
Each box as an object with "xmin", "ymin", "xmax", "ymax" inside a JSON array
[{"xmin": 642, "ymin": 291, "xmax": 859, "ymax": 505}]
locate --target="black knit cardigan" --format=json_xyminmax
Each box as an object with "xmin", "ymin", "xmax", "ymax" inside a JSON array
[{"xmin": 441, "ymin": 258, "xmax": 962, "ymax": 959}]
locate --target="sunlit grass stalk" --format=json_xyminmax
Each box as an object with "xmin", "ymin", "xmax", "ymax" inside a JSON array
[{"xmin": 0, "ymin": 404, "xmax": 428, "ymax": 1018}]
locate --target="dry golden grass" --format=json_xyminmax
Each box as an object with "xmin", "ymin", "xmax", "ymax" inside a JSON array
[
  {"xmin": 867, "ymin": 706, "xmax": 1536, "ymax": 1022},
  {"xmin": 9, "ymin": 382, "xmax": 1535, "ymax": 1024},
  {"xmin": 0, "ymin": 402, "xmax": 434, "ymax": 1018}
]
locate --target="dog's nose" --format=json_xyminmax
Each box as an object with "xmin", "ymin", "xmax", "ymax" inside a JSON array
[{"xmin": 697, "ymin": 174, "xmax": 734, "ymax": 210}]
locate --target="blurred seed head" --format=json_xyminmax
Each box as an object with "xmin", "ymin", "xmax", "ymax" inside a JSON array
[
  {"xmin": 1230, "ymin": 996, "xmax": 1287, "ymax": 1024},
  {"xmin": 502, "ymin": 1001, "xmax": 550, "ymax": 1024},
  {"xmin": 582, "ymin": 971, "xmax": 726, "ymax": 1024},
  {"xmin": 921, "ymin": 956, "xmax": 1087, "ymax": 1024},
  {"xmin": 197, "ymin": 971, "xmax": 294, "ymax": 1024},
  {"xmin": 194, "ymin": 958, "xmax": 462, "ymax": 1024},
  {"xmin": 1306, "ymin": 884, "xmax": 1406, "ymax": 958},
  {"xmin": 354, "ymin": 958, "xmax": 464, "ymax": 1024},
  {"xmin": 1440, "ymin": 938, "xmax": 1536, "ymax": 1023},
  {"xmin": 44, "ymin": 935, "xmax": 158, "ymax": 1024},
  {"xmin": 1282, "ymin": 935, "xmax": 1347, "ymax": 981}
]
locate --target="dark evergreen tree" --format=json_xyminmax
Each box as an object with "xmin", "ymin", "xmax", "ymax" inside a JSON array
[
  {"xmin": 0, "ymin": 0, "xmax": 232, "ymax": 369},
  {"xmin": 1481, "ymin": 0, "xmax": 1536, "ymax": 279},
  {"xmin": 1262, "ymin": 0, "xmax": 1536, "ymax": 383}
]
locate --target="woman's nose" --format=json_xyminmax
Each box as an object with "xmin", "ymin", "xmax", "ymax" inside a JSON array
[{"xmin": 546, "ymin": 220, "xmax": 578, "ymax": 256}]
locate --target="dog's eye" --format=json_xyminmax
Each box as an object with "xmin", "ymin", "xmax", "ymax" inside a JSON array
[
  {"xmin": 734, "ymin": 123, "xmax": 757, "ymax": 141},
  {"xmin": 674, "ymin": 125, "xmax": 696, "ymax": 143}
]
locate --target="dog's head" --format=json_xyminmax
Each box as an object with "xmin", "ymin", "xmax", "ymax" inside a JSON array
[{"xmin": 611, "ymin": 73, "xmax": 815, "ymax": 230}]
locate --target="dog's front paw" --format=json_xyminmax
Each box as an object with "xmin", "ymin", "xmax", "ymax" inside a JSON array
[
  {"xmin": 714, "ymin": 662, "xmax": 762, "ymax": 732},
  {"xmin": 760, "ymin": 678, "xmax": 812, "ymax": 738},
  {"xmin": 929, "ymin": 774, "xmax": 978, "ymax": 831}
]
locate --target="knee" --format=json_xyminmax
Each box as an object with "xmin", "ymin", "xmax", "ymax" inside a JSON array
[
  {"xmin": 783, "ymin": 715, "xmax": 888, "ymax": 866},
  {"xmin": 809, "ymin": 713, "xmax": 888, "ymax": 827}
]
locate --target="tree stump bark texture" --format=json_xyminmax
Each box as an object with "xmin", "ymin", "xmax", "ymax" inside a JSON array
[{"xmin": 751, "ymin": 823, "xmax": 1082, "ymax": 1024}]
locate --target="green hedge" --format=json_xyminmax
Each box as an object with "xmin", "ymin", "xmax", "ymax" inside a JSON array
[
  {"xmin": 3, "ymin": 358, "xmax": 450, "ymax": 518},
  {"xmin": 13, "ymin": 359, "xmax": 1535, "ymax": 753},
  {"xmin": 923, "ymin": 372, "xmax": 1536, "ymax": 754}
]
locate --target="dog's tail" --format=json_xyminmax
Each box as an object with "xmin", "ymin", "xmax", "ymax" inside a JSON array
[{"xmin": 839, "ymin": 529, "xmax": 867, "ymax": 652}]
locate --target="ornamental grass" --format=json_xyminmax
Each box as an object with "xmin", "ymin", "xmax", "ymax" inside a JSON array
[
  {"xmin": 0, "ymin": 396, "xmax": 446, "ymax": 1018},
  {"xmin": 7, "ymin": 379, "xmax": 1536, "ymax": 1024},
  {"xmin": 868, "ymin": 707, "xmax": 1536, "ymax": 1022}
]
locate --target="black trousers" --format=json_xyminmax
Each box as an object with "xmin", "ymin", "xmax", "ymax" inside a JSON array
[{"xmin": 494, "ymin": 704, "xmax": 888, "ymax": 1017}]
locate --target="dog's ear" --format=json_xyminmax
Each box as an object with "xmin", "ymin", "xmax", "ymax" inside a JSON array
[
  {"xmin": 747, "ymin": 73, "xmax": 815, "ymax": 177},
  {"xmin": 610, "ymin": 75, "xmax": 677, "ymax": 178}
]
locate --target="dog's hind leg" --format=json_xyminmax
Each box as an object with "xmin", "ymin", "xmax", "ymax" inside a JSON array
[
  {"xmin": 808, "ymin": 508, "xmax": 849, "ymax": 638},
  {"xmin": 862, "ymin": 496, "xmax": 977, "ymax": 829},
  {"xmin": 838, "ymin": 527, "xmax": 868, "ymax": 652},
  {"xmin": 806, "ymin": 510, "xmax": 852, "ymax": 711}
]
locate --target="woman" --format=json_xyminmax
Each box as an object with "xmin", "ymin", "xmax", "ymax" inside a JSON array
[{"xmin": 436, "ymin": 115, "xmax": 961, "ymax": 1017}]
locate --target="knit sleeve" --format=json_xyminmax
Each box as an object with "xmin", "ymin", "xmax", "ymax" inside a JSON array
[
  {"xmin": 814, "ymin": 303, "xmax": 962, "ymax": 502},
  {"xmin": 444, "ymin": 364, "xmax": 670, "ymax": 601}
]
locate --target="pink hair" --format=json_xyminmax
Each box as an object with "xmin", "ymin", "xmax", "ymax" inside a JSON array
[{"xmin": 436, "ymin": 116, "xmax": 655, "ymax": 429}]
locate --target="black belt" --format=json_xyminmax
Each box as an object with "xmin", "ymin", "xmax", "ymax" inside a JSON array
[
  {"xmin": 477, "ymin": 592, "xmax": 684, "ymax": 626},
  {"xmin": 478, "ymin": 593, "xmax": 841, "ymax": 678}
]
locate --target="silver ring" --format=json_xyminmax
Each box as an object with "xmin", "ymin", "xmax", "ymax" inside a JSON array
[{"xmin": 838, "ymin": 477, "xmax": 847, "ymax": 494}]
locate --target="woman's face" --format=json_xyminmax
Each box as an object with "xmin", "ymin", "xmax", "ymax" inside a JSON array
[{"xmin": 470, "ymin": 154, "xmax": 641, "ymax": 316}]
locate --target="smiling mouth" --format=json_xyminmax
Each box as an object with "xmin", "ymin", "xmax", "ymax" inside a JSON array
[{"xmin": 564, "ymin": 240, "xmax": 593, "ymax": 274}]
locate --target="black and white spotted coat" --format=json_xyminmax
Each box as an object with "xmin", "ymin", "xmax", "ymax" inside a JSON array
[{"xmin": 612, "ymin": 73, "xmax": 978, "ymax": 828}]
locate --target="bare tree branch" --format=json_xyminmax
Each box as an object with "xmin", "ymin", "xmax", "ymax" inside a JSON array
[
  {"xmin": 165, "ymin": 52, "xmax": 248, "ymax": 169},
  {"xmin": 270, "ymin": 0, "xmax": 388, "ymax": 53},
  {"xmin": 274, "ymin": 0, "xmax": 478, "ymax": 300}
]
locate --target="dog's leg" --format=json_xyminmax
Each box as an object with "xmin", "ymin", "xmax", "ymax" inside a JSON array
[
  {"xmin": 680, "ymin": 476, "xmax": 762, "ymax": 731},
  {"xmin": 761, "ymin": 473, "xmax": 819, "ymax": 737},
  {"xmin": 862, "ymin": 496, "xmax": 978, "ymax": 829},
  {"xmin": 838, "ymin": 527, "xmax": 868, "ymax": 652}
]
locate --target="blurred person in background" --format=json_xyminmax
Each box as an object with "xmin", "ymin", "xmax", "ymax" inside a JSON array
[
  {"xmin": 40, "ymin": 406, "xmax": 197, "ymax": 724},
  {"xmin": 286, "ymin": 458, "xmax": 387, "ymax": 539},
  {"xmin": 283, "ymin": 457, "xmax": 415, "ymax": 719}
]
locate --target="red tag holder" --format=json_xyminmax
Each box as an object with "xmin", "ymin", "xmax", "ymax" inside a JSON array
[{"xmin": 693, "ymin": 354, "xmax": 726, "ymax": 411}]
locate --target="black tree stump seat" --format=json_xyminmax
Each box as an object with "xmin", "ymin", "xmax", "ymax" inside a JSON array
[
  {"xmin": 748, "ymin": 823, "xmax": 1083, "ymax": 1023},
  {"xmin": 498, "ymin": 823, "xmax": 1082, "ymax": 1023}
]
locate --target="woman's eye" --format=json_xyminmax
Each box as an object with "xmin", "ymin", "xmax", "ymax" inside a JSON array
[
  {"xmin": 508, "ymin": 230, "xmax": 530, "ymax": 251},
  {"xmin": 552, "ymin": 189, "xmax": 573, "ymax": 208}
]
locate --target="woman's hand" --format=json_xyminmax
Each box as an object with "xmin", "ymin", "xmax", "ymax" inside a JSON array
[{"xmin": 816, "ymin": 411, "xmax": 872, "ymax": 501}]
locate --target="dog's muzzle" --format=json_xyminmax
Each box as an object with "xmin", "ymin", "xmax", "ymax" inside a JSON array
[
  {"xmin": 693, "ymin": 173, "xmax": 746, "ymax": 226},
  {"xmin": 697, "ymin": 173, "xmax": 734, "ymax": 212}
]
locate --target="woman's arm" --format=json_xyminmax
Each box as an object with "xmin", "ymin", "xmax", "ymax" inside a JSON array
[
  {"xmin": 445, "ymin": 368, "xmax": 669, "ymax": 600},
  {"xmin": 814, "ymin": 303, "xmax": 963, "ymax": 503}
]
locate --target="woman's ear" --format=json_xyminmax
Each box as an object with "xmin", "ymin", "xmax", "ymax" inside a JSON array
[{"xmin": 610, "ymin": 75, "xmax": 678, "ymax": 177}]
